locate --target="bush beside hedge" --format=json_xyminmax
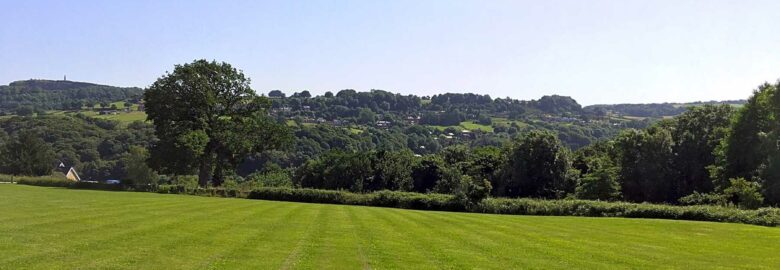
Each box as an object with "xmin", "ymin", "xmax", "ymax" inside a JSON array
[{"xmin": 15, "ymin": 177, "xmax": 780, "ymax": 227}]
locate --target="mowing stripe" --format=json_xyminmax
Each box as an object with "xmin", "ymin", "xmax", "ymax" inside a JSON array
[
  {"xmin": 214, "ymin": 202, "xmax": 310, "ymax": 268},
  {"xmin": 201, "ymin": 203, "xmax": 307, "ymax": 269},
  {"xmin": 90, "ymin": 200, "xmax": 280, "ymax": 268},
  {"xmin": 360, "ymin": 206, "xmax": 442, "ymax": 268},
  {"xmin": 279, "ymin": 204, "xmax": 327, "ymax": 270},
  {"xmin": 7, "ymin": 197, "xmax": 238, "ymax": 268},
  {"xmin": 344, "ymin": 206, "xmax": 372, "ymax": 270}
]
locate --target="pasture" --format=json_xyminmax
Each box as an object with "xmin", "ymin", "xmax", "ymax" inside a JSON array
[{"xmin": 1, "ymin": 185, "xmax": 779, "ymax": 269}]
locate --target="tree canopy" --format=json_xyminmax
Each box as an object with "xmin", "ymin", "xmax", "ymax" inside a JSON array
[{"xmin": 144, "ymin": 60, "xmax": 291, "ymax": 186}]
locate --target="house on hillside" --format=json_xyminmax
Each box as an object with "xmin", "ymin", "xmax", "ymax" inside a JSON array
[
  {"xmin": 57, "ymin": 162, "xmax": 81, "ymax": 181},
  {"xmin": 65, "ymin": 167, "xmax": 81, "ymax": 181}
]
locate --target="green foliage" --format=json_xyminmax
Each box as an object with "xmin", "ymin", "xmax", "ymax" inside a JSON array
[
  {"xmin": 248, "ymin": 188, "xmax": 463, "ymax": 212},
  {"xmin": 144, "ymin": 60, "xmax": 291, "ymax": 186},
  {"xmin": 670, "ymin": 105, "xmax": 733, "ymax": 195},
  {"xmin": 718, "ymin": 81, "xmax": 780, "ymax": 205},
  {"xmin": 459, "ymin": 146, "xmax": 504, "ymax": 194},
  {"xmin": 499, "ymin": 130, "xmax": 575, "ymax": 198},
  {"xmin": 0, "ymin": 115, "xmax": 155, "ymax": 181},
  {"xmin": 679, "ymin": 191, "xmax": 728, "ymax": 206},
  {"xmin": 15, "ymin": 106, "xmax": 34, "ymax": 116},
  {"xmin": 615, "ymin": 127, "xmax": 675, "ymax": 202},
  {"xmin": 357, "ymin": 108, "xmax": 376, "ymax": 124},
  {"xmin": 0, "ymin": 131, "xmax": 55, "ymax": 176},
  {"xmin": 0, "ymin": 79, "xmax": 142, "ymax": 111},
  {"xmin": 455, "ymin": 176, "xmax": 493, "ymax": 206},
  {"xmin": 477, "ymin": 197, "xmax": 780, "ymax": 227},
  {"xmin": 724, "ymin": 178, "xmax": 764, "ymax": 210},
  {"xmin": 370, "ymin": 150, "xmax": 414, "ymax": 191},
  {"xmin": 575, "ymin": 160, "xmax": 620, "ymax": 201},
  {"xmin": 122, "ymin": 146, "xmax": 158, "ymax": 185},
  {"xmin": 246, "ymin": 170, "xmax": 293, "ymax": 188},
  {"xmin": 722, "ymin": 83, "xmax": 776, "ymax": 181},
  {"xmin": 536, "ymin": 95, "xmax": 582, "ymax": 114},
  {"xmin": 7, "ymin": 174, "xmax": 71, "ymax": 186},
  {"xmin": 411, "ymin": 155, "xmax": 447, "ymax": 193}
]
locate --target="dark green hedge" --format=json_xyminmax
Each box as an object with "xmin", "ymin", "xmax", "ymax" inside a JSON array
[
  {"xmin": 12, "ymin": 175, "xmax": 73, "ymax": 187},
  {"xmin": 247, "ymin": 188, "xmax": 463, "ymax": 211},
  {"xmin": 15, "ymin": 178, "xmax": 780, "ymax": 227}
]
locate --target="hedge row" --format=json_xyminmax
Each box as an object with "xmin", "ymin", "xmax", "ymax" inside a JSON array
[
  {"xmin": 476, "ymin": 198, "xmax": 780, "ymax": 226},
  {"xmin": 15, "ymin": 178, "xmax": 780, "ymax": 227},
  {"xmin": 11, "ymin": 175, "xmax": 73, "ymax": 187},
  {"xmin": 247, "ymin": 188, "xmax": 463, "ymax": 211}
]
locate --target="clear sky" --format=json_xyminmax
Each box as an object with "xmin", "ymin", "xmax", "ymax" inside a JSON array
[{"xmin": 1, "ymin": 0, "xmax": 779, "ymax": 105}]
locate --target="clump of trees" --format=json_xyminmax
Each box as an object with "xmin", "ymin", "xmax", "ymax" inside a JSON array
[
  {"xmin": 0, "ymin": 131, "xmax": 55, "ymax": 176},
  {"xmin": 275, "ymin": 80, "xmax": 780, "ymax": 208},
  {"xmin": 0, "ymin": 79, "xmax": 143, "ymax": 112}
]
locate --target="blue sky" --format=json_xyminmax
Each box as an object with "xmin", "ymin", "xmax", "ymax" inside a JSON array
[{"xmin": 1, "ymin": 0, "xmax": 779, "ymax": 105}]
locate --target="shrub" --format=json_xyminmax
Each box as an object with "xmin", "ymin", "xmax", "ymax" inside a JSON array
[
  {"xmin": 575, "ymin": 164, "xmax": 620, "ymax": 201},
  {"xmin": 455, "ymin": 176, "xmax": 492, "ymax": 207},
  {"xmin": 724, "ymin": 178, "xmax": 764, "ymax": 210},
  {"xmin": 679, "ymin": 191, "xmax": 728, "ymax": 206},
  {"xmin": 246, "ymin": 171, "xmax": 293, "ymax": 188}
]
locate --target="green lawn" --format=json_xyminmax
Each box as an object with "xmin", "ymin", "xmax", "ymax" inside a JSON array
[{"xmin": 1, "ymin": 185, "xmax": 779, "ymax": 269}]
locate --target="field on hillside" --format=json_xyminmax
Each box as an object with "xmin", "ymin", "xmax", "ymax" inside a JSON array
[
  {"xmin": 1, "ymin": 185, "xmax": 779, "ymax": 269},
  {"xmin": 47, "ymin": 110, "xmax": 148, "ymax": 123}
]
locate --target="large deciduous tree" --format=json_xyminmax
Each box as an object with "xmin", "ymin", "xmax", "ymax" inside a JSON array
[
  {"xmin": 711, "ymin": 81, "xmax": 780, "ymax": 205},
  {"xmin": 144, "ymin": 60, "xmax": 291, "ymax": 187},
  {"xmin": 670, "ymin": 105, "xmax": 733, "ymax": 196},
  {"xmin": 721, "ymin": 83, "xmax": 776, "ymax": 182},
  {"xmin": 499, "ymin": 130, "xmax": 576, "ymax": 199},
  {"xmin": 615, "ymin": 127, "xmax": 675, "ymax": 203}
]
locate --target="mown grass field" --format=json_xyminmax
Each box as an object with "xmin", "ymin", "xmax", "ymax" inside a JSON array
[{"xmin": 1, "ymin": 185, "xmax": 779, "ymax": 269}]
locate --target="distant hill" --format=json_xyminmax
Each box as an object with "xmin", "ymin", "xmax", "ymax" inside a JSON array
[
  {"xmin": 584, "ymin": 100, "xmax": 747, "ymax": 118},
  {"xmin": 0, "ymin": 79, "xmax": 143, "ymax": 111}
]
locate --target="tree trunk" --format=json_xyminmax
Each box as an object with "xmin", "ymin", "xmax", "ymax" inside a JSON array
[
  {"xmin": 198, "ymin": 141, "xmax": 218, "ymax": 187},
  {"xmin": 212, "ymin": 162, "xmax": 224, "ymax": 187},
  {"xmin": 198, "ymin": 158, "xmax": 212, "ymax": 187}
]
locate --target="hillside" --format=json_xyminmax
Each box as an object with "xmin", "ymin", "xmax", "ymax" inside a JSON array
[
  {"xmin": 585, "ymin": 100, "xmax": 747, "ymax": 118},
  {"xmin": 0, "ymin": 79, "xmax": 143, "ymax": 111},
  {"xmin": 2, "ymin": 185, "xmax": 779, "ymax": 269}
]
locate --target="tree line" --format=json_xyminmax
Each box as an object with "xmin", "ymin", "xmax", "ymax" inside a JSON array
[
  {"xmin": 0, "ymin": 79, "xmax": 143, "ymax": 112},
  {"xmin": 1, "ymin": 60, "xmax": 777, "ymax": 210}
]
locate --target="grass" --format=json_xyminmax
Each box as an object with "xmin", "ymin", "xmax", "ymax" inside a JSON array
[
  {"xmin": 83, "ymin": 111, "xmax": 147, "ymax": 122},
  {"xmin": 348, "ymin": 127, "xmax": 363, "ymax": 134},
  {"xmin": 45, "ymin": 109, "xmax": 148, "ymax": 123},
  {"xmin": 491, "ymin": 117, "xmax": 529, "ymax": 128},
  {"xmin": 2, "ymin": 185, "xmax": 780, "ymax": 269},
  {"xmin": 428, "ymin": 121, "xmax": 495, "ymax": 133},
  {"xmin": 459, "ymin": 121, "xmax": 493, "ymax": 132}
]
